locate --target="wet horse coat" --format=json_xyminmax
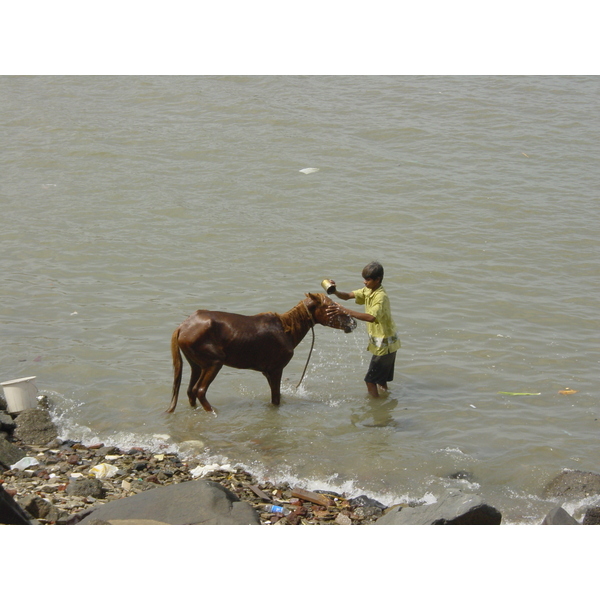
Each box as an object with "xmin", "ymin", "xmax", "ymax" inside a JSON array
[{"xmin": 166, "ymin": 293, "xmax": 356, "ymax": 413}]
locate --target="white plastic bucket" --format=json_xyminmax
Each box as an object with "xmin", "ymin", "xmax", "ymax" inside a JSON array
[{"xmin": 1, "ymin": 376, "xmax": 39, "ymax": 413}]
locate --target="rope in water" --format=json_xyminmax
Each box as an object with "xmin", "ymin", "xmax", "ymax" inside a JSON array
[
  {"xmin": 296, "ymin": 300, "xmax": 316, "ymax": 388},
  {"xmin": 296, "ymin": 325, "xmax": 315, "ymax": 389}
]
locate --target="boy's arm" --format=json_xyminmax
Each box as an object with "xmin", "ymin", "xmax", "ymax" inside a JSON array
[
  {"xmin": 332, "ymin": 289, "xmax": 355, "ymax": 301},
  {"xmin": 328, "ymin": 280, "xmax": 355, "ymax": 301},
  {"xmin": 333, "ymin": 305, "xmax": 375, "ymax": 323}
]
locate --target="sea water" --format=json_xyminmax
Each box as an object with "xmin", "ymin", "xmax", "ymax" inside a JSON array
[{"xmin": 2, "ymin": 75, "xmax": 599, "ymax": 523}]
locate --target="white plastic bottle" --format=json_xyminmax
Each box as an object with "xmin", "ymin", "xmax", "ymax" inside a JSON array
[{"xmin": 263, "ymin": 504, "xmax": 290, "ymax": 515}]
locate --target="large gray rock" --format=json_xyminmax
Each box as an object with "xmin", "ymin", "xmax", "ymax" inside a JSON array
[
  {"xmin": 1, "ymin": 485, "xmax": 32, "ymax": 525},
  {"xmin": 77, "ymin": 479, "xmax": 261, "ymax": 525},
  {"xmin": 0, "ymin": 436, "xmax": 27, "ymax": 471},
  {"xmin": 541, "ymin": 505, "xmax": 579, "ymax": 525},
  {"xmin": 544, "ymin": 470, "xmax": 600, "ymax": 500},
  {"xmin": 375, "ymin": 489, "xmax": 502, "ymax": 525},
  {"xmin": 13, "ymin": 408, "xmax": 58, "ymax": 446}
]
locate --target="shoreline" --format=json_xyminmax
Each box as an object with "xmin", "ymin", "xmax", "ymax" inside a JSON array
[
  {"xmin": 1, "ymin": 408, "xmax": 388, "ymax": 525},
  {"xmin": 4, "ymin": 404, "xmax": 599, "ymax": 525}
]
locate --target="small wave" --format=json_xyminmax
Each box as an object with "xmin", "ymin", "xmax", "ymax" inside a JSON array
[{"xmin": 435, "ymin": 446, "xmax": 466, "ymax": 455}]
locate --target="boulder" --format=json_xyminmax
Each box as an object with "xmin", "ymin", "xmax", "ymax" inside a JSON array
[
  {"xmin": 349, "ymin": 494, "xmax": 387, "ymax": 510},
  {"xmin": 66, "ymin": 477, "xmax": 106, "ymax": 499},
  {"xmin": 18, "ymin": 494, "xmax": 65, "ymax": 522},
  {"xmin": 375, "ymin": 489, "xmax": 502, "ymax": 525},
  {"xmin": 541, "ymin": 505, "xmax": 579, "ymax": 525},
  {"xmin": 1, "ymin": 485, "xmax": 32, "ymax": 525},
  {"xmin": 544, "ymin": 470, "xmax": 600, "ymax": 500},
  {"xmin": 76, "ymin": 479, "xmax": 260, "ymax": 525},
  {"xmin": 0, "ymin": 395, "xmax": 7, "ymax": 412},
  {"xmin": 0, "ymin": 412, "xmax": 15, "ymax": 433},
  {"xmin": 0, "ymin": 436, "xmax": 27, "ymax": 471},
  {"xmin": 13, "ymin": 409, "xmax": 58, "ymax": 446},
  {"xmin": 582, "ymin": 506, "xmax": 600, "ymax": 525}
]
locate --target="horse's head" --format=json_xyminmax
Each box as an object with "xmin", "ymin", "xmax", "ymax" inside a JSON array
[{"xmin": 305, "ymin": 293, "xmax": 357, "ymax": 333}]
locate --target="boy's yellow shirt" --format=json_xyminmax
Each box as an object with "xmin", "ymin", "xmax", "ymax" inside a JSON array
[{"xmin": 352, "ymin": 285, "xmax": 400, "ymax": 356}]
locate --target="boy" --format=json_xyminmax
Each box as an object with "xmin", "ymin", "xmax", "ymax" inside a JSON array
[{"xmin": 326, "ymin": 261, "xmax": 400, "ymax": 397}]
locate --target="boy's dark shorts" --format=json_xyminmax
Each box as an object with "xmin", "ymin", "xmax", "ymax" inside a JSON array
[{"xmin": 364, "ymin": 351, "xmax": 396, "ymax": 385}]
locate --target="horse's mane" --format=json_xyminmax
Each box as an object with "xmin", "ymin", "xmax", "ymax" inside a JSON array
[{"xmin": 277, "ymin": 301, "xmax": 310, "ymax": 337}]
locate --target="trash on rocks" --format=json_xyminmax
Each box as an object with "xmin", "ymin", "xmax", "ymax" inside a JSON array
[
  {"xmin": 248, "ymin": 484, "xmax": 272, "ymax": 501},
  {"xmin": 10, "ymin": 456, "xmax": 40, "ymax": 470},
  {"xmin": 89, "ymin": 463, "xmax": 119, "ymax": 479},
  {"xmin": 263, "ymin": 504, "xmax": 290, "ymax": 515},
  {"xmin": 291, "ymin": 487, "xmax": 335, "ymax": 507},
  {"xmin": 190, "ymin": 463, "xmax": 235, "ymax": 478}
]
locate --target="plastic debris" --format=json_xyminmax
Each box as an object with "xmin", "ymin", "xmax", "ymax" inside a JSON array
[
  {"xmin": 498, "ymin": 392, "xmax": 541, "ymax": 396},
  {"xmin": 190, "ymin": 463, "xmax": 235, "ymax": 478},
  {"xmin": 89, "ymin": 463, "xmax": 119, "ymax": 479},
  {"xmin": 559, "ymin": 389, "xmax": 578, "ymax": 395},
  {"xmin": 299, "ymin": 167, "xmax": 319, "ymax": 174},
  {"xmin": 10, "ymin": 457, "xmax": 40, "ymax": 471},
  {"xmin": 263, "ymin": 504, "xmax": 290, "ymax": 515}
]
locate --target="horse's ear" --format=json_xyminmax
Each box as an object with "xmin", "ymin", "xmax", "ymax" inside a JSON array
[{"xmin": 306, "ymin": 292, "xmax": 321, "ymax": 304}]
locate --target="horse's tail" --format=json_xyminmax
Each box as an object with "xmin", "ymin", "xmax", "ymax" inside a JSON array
[{"xmin": 166, "ymin": 327, "xmax": 183, "ymax": 413}]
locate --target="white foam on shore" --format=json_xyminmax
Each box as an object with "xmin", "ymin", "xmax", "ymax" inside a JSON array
[{"xmin": 48, "ymin": 401, "xmax": 426, "ymax": 507}]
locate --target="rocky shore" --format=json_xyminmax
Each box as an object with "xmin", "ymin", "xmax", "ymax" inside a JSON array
[
  {"xmin": 0, "ymin": 401, "xmax": 391, "ymax": 525},
  {"xmin": 2, "ymin": 398, "xmax": 600, "ymax": 525}
]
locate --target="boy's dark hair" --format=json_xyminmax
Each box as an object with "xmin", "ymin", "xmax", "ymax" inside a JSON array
[{"xmin": 362, "ymin": 261, "xmax": 384, "ymax": 281}]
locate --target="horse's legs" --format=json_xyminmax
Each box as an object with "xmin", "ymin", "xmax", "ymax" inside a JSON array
[
  {"xmin": 264, "ymin": 369, "xmax": 283, "ymax": 406},
  {"xmin": 193, "ymin": 363, "xmax": 222, "ymax": 412},
  {"xmin": 186, "ymin": 363, "xmax": 202, "ymax": 408}
]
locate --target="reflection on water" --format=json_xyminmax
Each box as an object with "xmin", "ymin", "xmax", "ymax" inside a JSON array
[{"xmin": 351, "ymin": 396, "xmax": 400, "ymax": 428}]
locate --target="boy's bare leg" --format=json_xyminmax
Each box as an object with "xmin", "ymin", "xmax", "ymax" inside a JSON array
[{"xmin": 366, "ymin": 382, "xmax": 379, "ymax": 397}]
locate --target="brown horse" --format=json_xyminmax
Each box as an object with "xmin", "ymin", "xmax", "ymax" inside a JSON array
[{"xmin": 166, "ymin": 293, "xmax": 356, "ymax": 413}]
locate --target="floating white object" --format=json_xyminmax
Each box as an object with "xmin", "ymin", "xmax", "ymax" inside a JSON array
[
  {"xmin": 1, "ymin": 376, "xmax": 39, "ymax": 413},
  {"xmin": 299, "ymin": 168, "xmax": 319, "ymax": 174}
]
